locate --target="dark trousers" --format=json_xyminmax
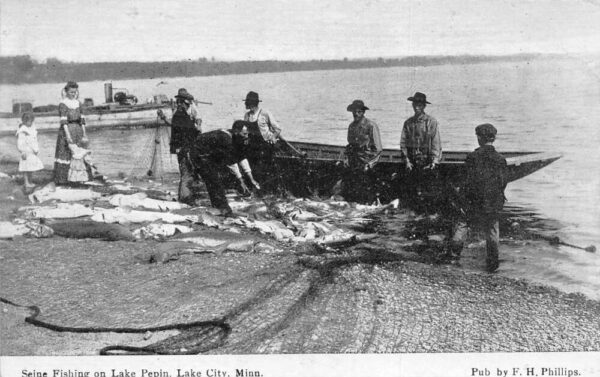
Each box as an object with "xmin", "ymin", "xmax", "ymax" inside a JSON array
[
  {"xmin": 342, "ymin": 166, "xmax": 378, "ymax": 203},
  {"xmin": 177, "ymin": 150, "xmax": 201, "ymax": 206},
  {"xmin": 247, "ymin": 140, "xmax": 281, "ymax": 193},
  {"xmin": 395, "ymin": 166, "xmax": 440, "ymax": 211},
  {"xmin": 405, "ymin": 167, "xmax": 438, "ymax": 195},
  {"xmin": 194, "ymin": 155, "xmax": 231, "ymax": 212},
  {"xmin": 343, "ymin": 148, "xmax": 379, "ymax": 203},
  {"xmin": 452, "ymin": 213, "xmax": 500, "ymax": 272}
]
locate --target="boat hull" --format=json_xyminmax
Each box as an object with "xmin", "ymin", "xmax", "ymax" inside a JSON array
[
  {"xmin": 0, "ymin": 105, "xmax": 172, "ymax": 136},
  {"xmin": 249, "ymin": 140, "xmax": 562, "ymax": 202}
]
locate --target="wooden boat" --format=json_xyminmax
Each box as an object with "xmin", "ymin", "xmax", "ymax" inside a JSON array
[
  {"xmin": 0, "ymin": 83, "xmax": 173, "ymax": 137},
  {"xmin": 255, "ymin": 140, "xmax": 562, "ymax": 202},
  {"xmin": 278, "ymin": 141, "xmax": 562, "ymax": 182}
]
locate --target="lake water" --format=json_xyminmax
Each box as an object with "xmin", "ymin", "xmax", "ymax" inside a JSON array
[{"xmin": 1, "ymin": 56, "xmax": 599, "ymax": 299}]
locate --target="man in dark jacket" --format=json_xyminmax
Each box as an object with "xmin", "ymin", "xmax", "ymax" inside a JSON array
[
  {"xmin": 451, "ymin": 123, "xmax": 507, "ymax": 272},
  {"xmin": 188, "ymin": 121, "xmax": 260, "ymax": 216},
  {"xmin": 159, "ymin": 88, "xmax": 202, "ymax": 205}
]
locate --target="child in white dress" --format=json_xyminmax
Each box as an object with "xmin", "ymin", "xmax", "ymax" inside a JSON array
[
  {"xmin": 67, "ymin": 144, "xmax": 92, "ymax": 183},
  {"xmin": 16, "ymin": 112, "xmax": 44, "ymax": 189}
]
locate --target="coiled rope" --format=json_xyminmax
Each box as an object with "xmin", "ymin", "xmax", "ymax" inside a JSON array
[{"xmin": 0, "ymin": 296, "xmax": 231, "ymax": 355}]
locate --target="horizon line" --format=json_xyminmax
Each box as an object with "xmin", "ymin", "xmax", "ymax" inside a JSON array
[{"xmin": 0, "ymin": 51, "xmax": 587, "ymax": 65}]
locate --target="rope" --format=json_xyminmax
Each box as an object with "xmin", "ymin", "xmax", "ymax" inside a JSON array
[{"xmin": 0, "ymin": 296, "xmax": 231, "ymax": 355}]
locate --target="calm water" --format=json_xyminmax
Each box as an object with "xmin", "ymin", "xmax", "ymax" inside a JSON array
[{"xmin": 1, "ymin": 57, "xmax": 599, "ymax": 298}]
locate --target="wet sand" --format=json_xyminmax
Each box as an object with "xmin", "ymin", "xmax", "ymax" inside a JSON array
[{"xmin": 1, "ymin": 168, "xmax": 599, "ymax": 355}]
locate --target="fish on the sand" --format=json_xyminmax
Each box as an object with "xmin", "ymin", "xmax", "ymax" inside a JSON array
[
  {"xmin": 47, "ymin": 220, "xmax": 136, "ymax": 241},
  {"xmin": 29, "ymin": 183, "xmax": 102, "ymax": 204},
  {"xmin": 133, "ymin": 223, "xmax": 194, "ymax": 239},
  {"xmin": 107, "ymin": 193, "xmax": 189, "ymax": 211},
  {"xmin": 227, "ymin": 217, "xmax": 295, "ymax": 241},
  {"xmin": 91, "ymin": 207, "xmax": 199, "ymax": 224},
  {"xmin": 169, "ymin": 229, "xmax": 273, "ymax": 253},
  {"xmin": 21, "ymin": 203, "xmax": 95, "ymax": 219}
]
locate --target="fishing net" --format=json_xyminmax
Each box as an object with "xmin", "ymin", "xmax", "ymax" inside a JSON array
[{"xmin": 128, "ymin": 122, "xmax": 178, "ymax": 181}]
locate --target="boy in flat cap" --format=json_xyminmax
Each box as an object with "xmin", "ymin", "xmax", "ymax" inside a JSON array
[{"xmin": 451, "ymin": 123, "xmax": 508, "ymax": 272}]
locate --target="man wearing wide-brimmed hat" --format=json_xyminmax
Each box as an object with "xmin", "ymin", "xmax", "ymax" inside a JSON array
[
  {"xmin": 168, "ymin": 88, "xmax": 202, "ymax": 153},
  {"xmin": 400, "ymin": 92, "xmax": 441, "ymax": 170},
  {"xmin": 158, "ymin": 88, "xmax": 203, "ymax": 205},
  {"xmin": 397, "ymin": 92, "xmax": 442, "ymax": 200},
  {"xmin": 242, "ymin": 91, "xmax": 284, "ymax": 192},
  {"xmin": 243, "ymin": 91, "xmax": 281, "ymax": 144},
  {"xmin": 343, "ymin": 99, "xmax": 382, "ymax": 202},
  {"xmin": 346, "ymin": 99, "xmax": 382, "ymax": 169}
]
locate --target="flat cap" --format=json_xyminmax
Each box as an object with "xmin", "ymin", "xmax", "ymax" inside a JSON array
[{"xmin": 475, "ymin": 123, "xmax": 497, "ymax": 139}]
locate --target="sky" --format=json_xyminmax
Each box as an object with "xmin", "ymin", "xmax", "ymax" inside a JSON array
[{"xmin": 1, "ymin": 0, "xmax": 600, "ymax": 62}]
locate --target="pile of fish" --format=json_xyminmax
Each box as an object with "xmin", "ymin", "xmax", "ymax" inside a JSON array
[{"xmin": 2, "ymin": 181, "xmax": 400, "ymax": 256}]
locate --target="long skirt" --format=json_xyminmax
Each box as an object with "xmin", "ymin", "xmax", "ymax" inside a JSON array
[{"xmin": 54, "ymin": 122, "xmax": 91, "ymax": 185}]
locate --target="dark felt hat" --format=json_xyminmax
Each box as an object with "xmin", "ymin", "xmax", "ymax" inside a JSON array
[
  {"xmin": 407, "ymin": 92, "xmax": 431, "ymax": 104},
  {"xmin": 244, "ymin": 91, "xmax": 262, "ymax": 104},
  {"xmin": 346, "ymin": 99, "xmax": 369, "ymax": 112},
  {"xmin": 475, "ymin": 123, "xmax": 498, "ymax": 140},
  {"xmin": 175, "ymin": 88, "xmax": 194, "ymax": 101}
]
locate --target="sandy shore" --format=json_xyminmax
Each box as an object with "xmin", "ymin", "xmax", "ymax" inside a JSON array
[{"xmin": 1, "ymin": 169, "xmax": 599, "ymax": 355}]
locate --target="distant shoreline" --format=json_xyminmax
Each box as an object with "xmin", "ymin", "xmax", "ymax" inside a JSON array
[{"xmin": 0, "ymin": 53, "xmax": 564, "ymax": 85}]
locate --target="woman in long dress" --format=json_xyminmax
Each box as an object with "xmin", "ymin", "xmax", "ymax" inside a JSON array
[{"xmin": 53, "ymin": 81, "xmax": 92, "ymax": 185}]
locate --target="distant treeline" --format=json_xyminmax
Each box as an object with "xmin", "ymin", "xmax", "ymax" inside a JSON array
[{"xmin": 0, "ymin": 54, "xmax": 547, "ymax": 85}]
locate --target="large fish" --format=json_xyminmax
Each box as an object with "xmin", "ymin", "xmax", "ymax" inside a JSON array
[
  {"xmin": 29, "ymin": 183, "xmax": 102, "ymax": 204},
  {"xmin": 107, "ymin": 193, "xmax": 189, "ymax": 211},
  {"xmin": 232, "ymin": 217, "xmax": 295, "ymax": 241},
  {"xmin": 21, "ymin": 203, "xmax": 95, "ymax": 219},
  {"xmin": 169, "ymin": 230, "xmax": 274, "ymax": 253},
  {"xmin": 47, "ymin": 220, "xmax": 136, "ymax": 241},
  {"xmin": 141, "ymin": 238, "xmax": 277, "ymax": 264},
  {"xmin": 91, "ymin": 207, "xmax": 198, "ymax": 224},
  {"xmin": 133, "ymin": 223, "xmax": 194, "ymax": 239},
  {"xmin": 313, "ymin": 232, "xmax": 378, "ymax": 249}
]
